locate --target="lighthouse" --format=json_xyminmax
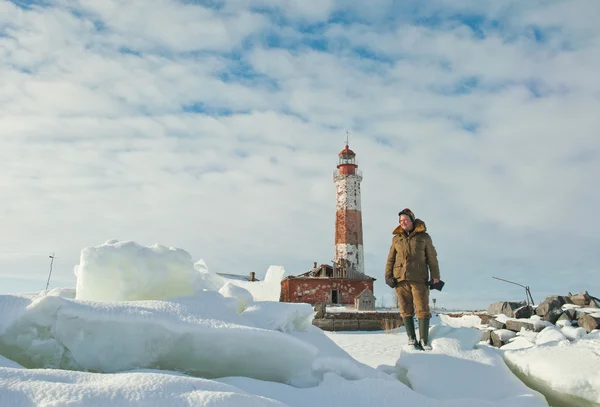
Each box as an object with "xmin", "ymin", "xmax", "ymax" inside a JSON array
[
  {"xmin": 279, "ymin": 140, "xmax": 375, "ymax": 308},
  {"xmin": 334, "ymin": 142, "xmax": 364, "ymax": 277}
]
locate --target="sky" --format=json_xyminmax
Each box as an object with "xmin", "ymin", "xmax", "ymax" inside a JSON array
[
  {"xmin": 1, "ymin": 0, "xmax": 600, "ymax": 309},
  {"xmin": 1, "ymin": 244, "xmax": 599, "ymax": 407}
]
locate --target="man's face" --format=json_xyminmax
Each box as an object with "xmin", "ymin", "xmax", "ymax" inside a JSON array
[{"xmin": 399, "ymin": 214, "xmax": 413, "ymax": 231}]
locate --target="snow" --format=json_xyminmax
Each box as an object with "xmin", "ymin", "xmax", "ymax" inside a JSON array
[
  {"xmin": 504, "ymin": 338, "xmax": 600, "ymax": 403},
  {"xmin": 219, "ymin": 282, "xmax": 254, "ymax": 312},
  {"xmin": 534, "ymin": 326, "xmax": 569, "ymax": 346},
  {"xmin": 0, "ymin": 291, "xmax": 322, "ymax": 384},
  {"xmin": 74, "ymin": 240, "xmax": 217, "ymax": 301},
  {"xmin": 439, "ymin": 313, "xmax": 485, "ymax": 328},
  {"xmin": 494, "ymin": 329, "xmax": 518, "ymax": 342},
  {"xmin": 468, "ymin": 312, "xmax": 600, "ymax": 404},
  {"xmin": 1, "ymin": 241, "xmax": 600, "ymax": 406},
  {"xmin": 396, "ymin": 332, "xmax": 545, "ymax": 405},
  {"xmin": 226, "ymin": 265, "xmax": 286, "ymax": 302}
]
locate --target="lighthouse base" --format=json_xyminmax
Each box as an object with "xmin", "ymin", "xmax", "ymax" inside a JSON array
[{"xmin": 280, "ymin": 277, "xmax": 374, "ymax": 305}]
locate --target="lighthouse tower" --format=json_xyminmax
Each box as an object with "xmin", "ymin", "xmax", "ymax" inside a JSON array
[{"xmin": 334, "ymin": 142, "xmax": 364, "ymax": 277}]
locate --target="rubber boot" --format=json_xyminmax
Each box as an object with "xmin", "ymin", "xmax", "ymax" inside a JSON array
[
  {"xmin": 404, "ymin": 317, "xmax": 422, "ymax": 350},
  {"xmin": 418, "ymin": 318, "xmax": 432, "ymax": 351}
]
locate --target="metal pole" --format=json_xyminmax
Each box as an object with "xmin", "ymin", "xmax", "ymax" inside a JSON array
[
  {"xmin": 45, "ymin": 253, "xmax": 55, "ymax": 291},
  {"xmin": 525, "ymin": 286, "xmax": 535, "ymax": 306},
  {"xmin": 492, "ymin": 276, "xmax": 527, "ymax": 289},
  {"xmin": 492, "ymin": 276, "xmax": 535, "ymax": 305}
]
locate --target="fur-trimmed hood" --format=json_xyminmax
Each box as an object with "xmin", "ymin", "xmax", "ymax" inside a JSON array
[{"xmin": 392, "ymin": 219, "xmax": 427, "ymax": 236}]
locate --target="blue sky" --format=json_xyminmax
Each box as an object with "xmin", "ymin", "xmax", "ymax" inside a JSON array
[{"xmin": 1, "ymin": 0, "xmax": 599, "ymax": 309}]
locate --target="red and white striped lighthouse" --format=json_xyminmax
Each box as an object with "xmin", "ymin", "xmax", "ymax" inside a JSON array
[{"xmin": 333, "ymin": 142, "xmax": 364, "ymax": 276}]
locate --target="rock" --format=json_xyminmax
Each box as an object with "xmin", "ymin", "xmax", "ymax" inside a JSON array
[
  {"xmin": 578, "ymin": 314, "xmax": 600, "ymax": 333},
  {"xmin": 488, "ymin": 301, "xmax": 527, "ymax": 318},
  {"xmin": 588, "ymin": 298, "xmax": 600, "ymax": 309},
  {"xmin": 545, "ymin": 295, "xmax": 573, "ymax": 305},
  {"xmin": 563, "ymin": 309, "xmax": 578, "ymax": 320},
  {"xmin": 314, "ymin": 303, "xmax": 326, "ymax": 319},
  {"xmin": 480, "ymin": 329, "xmax": 493, "ymax": 343},
  {"xmin": 513, "ymin": 305, "xmax": 534, "ymax": 319},
  {"xmin": 506, "ymin": 319, "xmax": 546, "ymax": 333},
  {"xmin": 535, "ymin": 297, "xmax": 562, "ymax": 317},
  {"xmin": 543, "ymin": 309, "xmax": 564, "ymax": 324},
  {"xmin": 488, "ymin": 318, "xmax": 507, "ymax": 329},
  {"xmin": 557, "ymin": 313, "xmax": 571, "ymax": 322},
  {"xmin": 570, "ymin": 291, "xmax": 591, "ymax": 307},
  {"xmin": 491, "ymin": 329, "xmax": 517, "ymax": 348},
  {"xmin": 561, "ymin": 296, "xmax": 574, "ymax": 305},
  {"xmin": 478, "ymin": 314, "xmax": 491, "ymax": 325}
]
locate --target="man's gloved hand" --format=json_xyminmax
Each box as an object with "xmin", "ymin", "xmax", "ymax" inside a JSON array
[
  {"xmin": 429, "ymin": 279, "xmax": 445, "ymax": 291},
  {"xmin": 385, "ymin": 274, "xmax": 397, "ymax": 288}
]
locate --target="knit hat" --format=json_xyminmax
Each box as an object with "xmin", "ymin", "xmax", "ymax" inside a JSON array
[{"xmin": 398, "ymin": 208, "xmax": 415, "ymax": 223}]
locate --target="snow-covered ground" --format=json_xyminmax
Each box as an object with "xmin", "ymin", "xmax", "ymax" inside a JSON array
[{"xmin": 1, "ymin": 240, "xmax": 599, "ymax": 406}]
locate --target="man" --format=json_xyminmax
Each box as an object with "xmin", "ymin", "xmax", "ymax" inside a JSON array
[{"xmin": 385, "ymin": 208, "xmax": 440, "ymax": 350}]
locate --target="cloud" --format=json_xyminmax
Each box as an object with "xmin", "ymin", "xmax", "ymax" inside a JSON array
[{"xmin": 1, "ymin": 0, "xmax": 599, "ymax": 307}]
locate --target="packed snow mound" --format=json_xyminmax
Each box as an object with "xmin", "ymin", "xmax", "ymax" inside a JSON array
[
  {"xmin": 0, "ymin": 290, "xmax": 323, "ymax": 384},
  {"xmin": 439, "ymin": 313, "xmax": 485, "ymax": 329},
  {"xmin": 0, "ymin": 354, "xmax": 23, "ymax": 369},
  {"xmin": 74, "ymin": 240, "xmax": 283, "ymax": 302},
  {"xmin": 74, "ymin": 240, "xmax": 218, "ymax": 301},
  {"xmin": 230, "ymin": 266, "xmax": 286, "ymax": 302},
  {"xmin": 504, "ymin": 336, "xmax": 600, "ymax": 403},
  {"xmin": 441, "ymin": 312, "xmax": 600, "ymax": 405},
  {"xmin": 395, "ymin": 325, "xmax": 548, "ymax": 406},
  {"xmin": 243, "ymin": 302, "xmax": 314, "ymax": 333},
  {"xmin": 219, "ymin": 283, "xmax": 254, "ymax": 313},
  {"xmin": 0, "ymin": 367, "xmax": 289, "ymax": 407},
  {"xmin": 0, "ymin": 290, "xmax": 361, "ymax": 387}
]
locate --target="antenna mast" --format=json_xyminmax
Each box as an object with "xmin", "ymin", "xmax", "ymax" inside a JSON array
[{"xmin": 45, "ymin": 253, "xmax": 55, "ymax": 291}]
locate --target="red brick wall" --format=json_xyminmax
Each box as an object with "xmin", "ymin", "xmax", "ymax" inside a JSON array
[{"xmin": 280, "ymin": 278, "xmax": 374, "ymax": 305}]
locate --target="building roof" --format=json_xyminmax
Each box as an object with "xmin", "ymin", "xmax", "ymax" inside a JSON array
[
  {"xmin": 355, "ymin": 288, "xmax": 375, "ymax": 299},
  {"xmin": 338, "ymin": 144, "xmax": 355, "ymax": 157},
  {"xmin": 283, "ymin": 269, "xmax": 376, "ymax": 281}
]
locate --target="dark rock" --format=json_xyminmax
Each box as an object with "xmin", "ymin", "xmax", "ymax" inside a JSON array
[
  {"xmin": 545, "ymin": 295, "xmax": 572, "ymax": 305},
  {"xmin": 488, "ymin": 318, "xmax": 507, "ymax": 329},
  {"xmin": 513, "ymin": 305, "xmax": 534, "ymax": 319},
  {"xmin": 570, "ymin": 291, "xmax": 591, "ymax": 307},
  {"xmin": 488, "ymin": 301, "xmax": 527, "ymax": 318},
  {"xmin": 506, "ymin": 319, "xmax": 545, "ymax": 333},
  {"xmin": 578, "ymin": 314, "xmax": 600, "ymax": 333},
  {"xmin": 561, "ymin": 296, "xmax": 574, "ymax": 305},
  {"xmin": 557, "ymin": 313, "xmax": 571, "ymax": 322},
  {"xmin": 535, "ymin": 297, "xmax": 562, "ymax": 317},
  {"xmin": 491, "ymin": 329, "xmax": 517, "ymax": 348},
  {"xmin": 589, "ymin": 299, "xmax": 600, "ymax": 309},
  {"xmin": 563, "ymin": 309, "xmax": 578, "ymax": 320},
  {"xmin": 543, "ymin": 309, "xmax": 564, "ymax": 324}
]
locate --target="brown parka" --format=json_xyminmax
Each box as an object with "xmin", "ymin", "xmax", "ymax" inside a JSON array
[{"xmin": 385, "ymin": 219, "xmax": 440, "ymax": 284}]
